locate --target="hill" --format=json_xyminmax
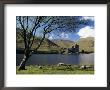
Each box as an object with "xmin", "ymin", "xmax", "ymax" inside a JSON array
[
  {"xmin": 53, "ymin": 39, "xmax": 75, "ymax": 49},
  {"xmin": 16, "ymin": 37, "xmax": 63, "ymax": 53},
  {"xmin": 17, "ymin": 29, "xmax": 94, "ymax": 54},
  {"xmin": 53, "ymin": 37, "xmax": 94, "ymax": 52},
  {"xmin": 77, "ymin": 37, "xmax": 94, "ymax": 52}
]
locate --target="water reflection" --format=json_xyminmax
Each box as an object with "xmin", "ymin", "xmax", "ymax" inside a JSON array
[{"xmin": 16, "ymin": 53, "xmax": 94, "ymax": 66}]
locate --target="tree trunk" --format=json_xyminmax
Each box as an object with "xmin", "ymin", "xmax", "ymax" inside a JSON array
[{"xmin": 18, "ymin": 54, "xmax": 29, "ymax": 70}]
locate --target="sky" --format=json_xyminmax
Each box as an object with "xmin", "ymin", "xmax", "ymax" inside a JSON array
[
  {"xmin": 47, "ymin": 16, "xmax": 94, "ymax": 41},
  {"xmin": 17, "ymin": 16, "xmax": 94, "ymax": 42}
]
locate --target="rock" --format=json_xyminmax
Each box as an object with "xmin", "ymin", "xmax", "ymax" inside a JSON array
[
  {"xmin": 57, "ymin": 63, "xmax": 65, "ymax": 66},
  {"xmin": 80, "ymin": 65, "xmax": 86, "ymax": 69},
  {"xmin": 86, "ymin": 65, "xmax": 92, "ymax": 68},
  {"xmin": 38, "ymin": 66, "xmax": 42, "ymax": 69},
  {"xmin": 80, "ymin": 65, "xmax": 92, "ymax": 70}
]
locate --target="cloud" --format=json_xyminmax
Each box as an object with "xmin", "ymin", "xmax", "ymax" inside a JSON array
[
  {"xmin": 48, "ymin": 33, "xmax": 54, "ymax": 40},
  {"xmin": 60, "ymin": 32, "xmax": 69, "ymax": 39},
  {"xmin": 48, "ymin": 36, "xmax": 53, "ymax": 40},
  {"xmin": 77, "ymin": 26, "xmax": 94, "ymax": 38},
  {"xmin": 82, "ymin": 16, "xmax": 94, "ymax": 21}
]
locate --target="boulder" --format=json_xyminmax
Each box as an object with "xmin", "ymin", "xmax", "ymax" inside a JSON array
[
  {"xmin": 80, "ymin": 65, "xmax": 92, "ymax": 69},
  {"xmin": 57, "ymin": 63, "xmax": 65, "ymax": 66},
  {"xmin": 38, "ymin": 66, "xmax": 42, "ymax": 69},
  {"xmin": 80, "ymin": 65, "xmax": 86, "ymax": 69}
]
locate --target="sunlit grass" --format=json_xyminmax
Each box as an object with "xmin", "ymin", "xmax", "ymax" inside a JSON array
[{"xmin": 16, "ymin": 65, "xmax": 94, "ymax": 74}]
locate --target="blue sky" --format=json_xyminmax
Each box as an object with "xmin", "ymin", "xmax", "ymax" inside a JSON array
[
  {"xmin": 47, "ymin": 16, "xmax": 94, "ymax": 41},
  {"xmin": 17, "ymin": 16, "xmax": 94, "ymax": 42}
]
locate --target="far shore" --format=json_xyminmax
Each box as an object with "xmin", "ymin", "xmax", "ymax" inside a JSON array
[{"xmin": 16, "ymin": 49, "xmax": 94, "ymax": 54}]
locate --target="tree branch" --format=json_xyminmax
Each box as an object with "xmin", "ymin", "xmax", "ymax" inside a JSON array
[
  {"xmin": 27, "ymin": 17, "xmax": 42, "ymax": 50},
  {"xmin": 34, "ymin": 32, "xmax": 46, "ymax": 52},
  {"xmin": 18, "ymin": 16, "xmax": 27, "ymax": 51}
]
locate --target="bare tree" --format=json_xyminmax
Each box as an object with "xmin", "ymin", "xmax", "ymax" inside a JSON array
[
  {"xmin": 17, "ymin": 16, "xmax": 54, "ymax": 70},
  {"xmin": 16, "ymin": 16, "xmax": 93, "ymax": 70}
]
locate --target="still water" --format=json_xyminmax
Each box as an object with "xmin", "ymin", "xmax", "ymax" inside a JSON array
[{"xmin": 16, "ymin": 53, "xmax": 94, "ymax": 66}]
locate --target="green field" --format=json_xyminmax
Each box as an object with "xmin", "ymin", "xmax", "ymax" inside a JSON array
[{"xmin": 16, "ymin": 65, "xmax": 94, "ymax": 74}]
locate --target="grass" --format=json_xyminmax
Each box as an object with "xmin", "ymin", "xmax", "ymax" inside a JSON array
[{"xmin": 16, "ymin": 65, "xmax": 94, "ymax": 74}]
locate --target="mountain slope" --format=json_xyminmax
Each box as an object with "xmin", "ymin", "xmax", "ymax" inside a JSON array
[
  {"xmin": 16, "ymin": 38, "xmax": 62, "ymax": 52},
  {"xmin": 53, "ymin": 39, "xmax": 75, "ymax": 49},
  {"xmin": 53, "ymin": 37, "xmax": 94, "ymax": 52},
  {"xmin": 77, "ymin": 37, "xmax": 94, "ymax": 52},
  {"xmin": 16, "ymin": 32, "xmax": 94, "ymax": 53}
]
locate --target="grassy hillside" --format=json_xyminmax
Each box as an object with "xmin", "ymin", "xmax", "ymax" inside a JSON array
[
  {"xmin": 16, "ymin": 37, "xmax": 63, "ymax": 53},
  {"xmin": 53, "ymin": 37, "xmax": 94, "ymax": 52},
  {"xmin": 53, "ymin": 39, "xmax": 75, "ymax": 49},
  {"xmin": 77, "ymin": 37, "xmax": 94, "ymax": 52},
  {"xmin": 17, "ymin": 35, "xmax": 94, "ymax": 53}
]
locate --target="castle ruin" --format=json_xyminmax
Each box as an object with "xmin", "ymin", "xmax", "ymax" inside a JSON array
[{"xmin": 68, "ymin": 44, "xmax": 79, "ymax": 54}]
